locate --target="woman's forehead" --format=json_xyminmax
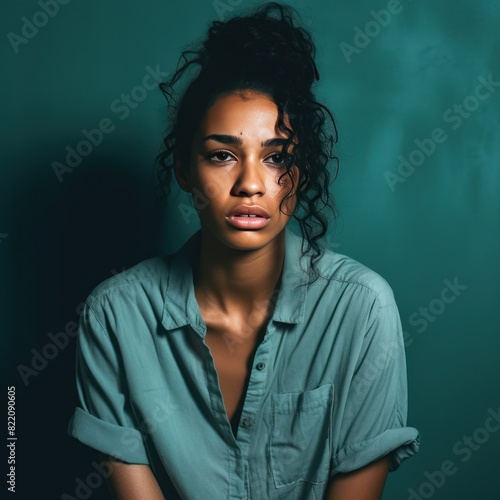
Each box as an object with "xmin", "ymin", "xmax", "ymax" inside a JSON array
[{"xmin": 198, "ymin": 92, "xmax": 294, "ymax": 141}]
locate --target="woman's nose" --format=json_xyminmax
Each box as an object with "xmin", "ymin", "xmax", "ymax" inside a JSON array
[{"xmin": 231, "ymin": 157, "xmax": 266, "ymax": 197}]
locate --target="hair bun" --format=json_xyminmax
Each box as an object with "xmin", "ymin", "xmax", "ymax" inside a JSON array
[{"xmin": 200, "ymin": 3, "xmax": 319, "ymax": 93}]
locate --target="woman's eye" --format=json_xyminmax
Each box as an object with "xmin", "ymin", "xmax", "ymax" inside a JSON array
[
  {"xmin": 266, "ymin": 153, "xmax": 288, "ymax": 166},
  {"xmin": 209, "ymin": 151, "xmax": 233, "ymax": 162}
]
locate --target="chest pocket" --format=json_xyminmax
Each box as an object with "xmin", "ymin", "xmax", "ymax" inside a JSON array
[{"xmin": 270, "ymin": 383, "xmax": 334, "ymax": 489}]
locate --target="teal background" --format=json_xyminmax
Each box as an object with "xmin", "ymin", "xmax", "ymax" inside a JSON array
[{"xmin": 1, "ymin": 0, "xmax": 499, "ymax": 498}]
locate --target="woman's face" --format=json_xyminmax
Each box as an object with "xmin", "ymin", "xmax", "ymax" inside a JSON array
[{"xmin": 175, "ymin": 90, "xmax": 300, "ymax": 252}]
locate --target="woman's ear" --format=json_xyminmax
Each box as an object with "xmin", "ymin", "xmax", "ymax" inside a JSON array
[{"xmin": 173, "ymin": 151, "xmax": 192, "ymax": 193}]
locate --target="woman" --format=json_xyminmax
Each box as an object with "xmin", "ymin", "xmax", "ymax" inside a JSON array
[{"xmin": 68, "ymin": 3, "xmax": 419, "ymax": 499}]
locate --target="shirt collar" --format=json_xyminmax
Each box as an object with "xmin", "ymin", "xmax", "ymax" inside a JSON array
[{"xmin": 161, "ymin": 226, "xmax": 310, "ymax": 335}]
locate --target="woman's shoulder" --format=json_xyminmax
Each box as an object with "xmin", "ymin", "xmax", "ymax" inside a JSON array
[
  {"xmin": 315, "ymin": 244, "xmax": 397, "ymax": 308},
  {"xmin": 83, "ymin": 254, "xmax": 173, "ymax": 309}
]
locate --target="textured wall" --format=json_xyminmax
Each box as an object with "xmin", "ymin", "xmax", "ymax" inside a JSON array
[{"xmin": 2, "ymin": 0, "xmax": 499, "ymax": 498}]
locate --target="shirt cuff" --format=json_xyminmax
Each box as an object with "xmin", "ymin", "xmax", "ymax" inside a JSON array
[
  {"xmin": 68, "ymin": 407, "xmax": 149, "ymax": 464},
  {"xmin": 331, "ymin": 426, "xmax": 420, "ymax": 475}
]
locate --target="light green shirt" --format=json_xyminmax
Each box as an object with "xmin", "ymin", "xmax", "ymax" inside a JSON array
[{"xmin": 68, "ymin": 226, "xmax": 419, "ymax": 499}]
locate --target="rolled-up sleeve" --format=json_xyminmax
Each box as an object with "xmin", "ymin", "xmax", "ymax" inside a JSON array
[
  {"xmin": 330, "ymin": 283, "xmax": 420, "ymax": 475},
  {"xmin": 67, "ymin": 300, "xmax": 149, "ymax": 464}
]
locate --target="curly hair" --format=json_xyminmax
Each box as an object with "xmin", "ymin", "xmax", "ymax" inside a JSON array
[{"xmin": 154, "ymin": 1, "xmax": 339, "ymax": 288}]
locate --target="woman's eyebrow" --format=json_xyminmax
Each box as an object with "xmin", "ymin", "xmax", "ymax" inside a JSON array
[{"xmin": 201, "ymin": 134, "xmax": 289, "ymax": 148}]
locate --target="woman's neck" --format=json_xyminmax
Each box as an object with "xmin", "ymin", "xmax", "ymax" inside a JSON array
[{"xmin": 193, "ymin": 228, "xmax": 285, "ymax": 320}]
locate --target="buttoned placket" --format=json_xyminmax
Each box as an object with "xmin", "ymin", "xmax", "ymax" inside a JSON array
[
  {"xmin": 233, "ymin": 321, "xmax": 274, "ymax": 447},
  {"xmin": 194, "ymin": 313, "xmax": 276, "ymax": 500},
  {"xmin": 234, "ymin": 323, "xmax": 274, "ymax": 500}
]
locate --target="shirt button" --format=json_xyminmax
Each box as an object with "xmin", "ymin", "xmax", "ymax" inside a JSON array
[
  {"xmin": 256, "ymin": 362, "xmax": 266, "ymax": 370},
  {"xmin": 242, "ymin": 418, "xmax": 252, "ymax": 428}
]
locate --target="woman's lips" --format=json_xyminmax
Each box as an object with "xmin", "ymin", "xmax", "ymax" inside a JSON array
[
  {"xmin": 225, "ymin": 215, "xmax": 270, "ymax": 229},
  {"xmin": 225, "ymin": 204, "xmax": 271, "ymax": 229}
]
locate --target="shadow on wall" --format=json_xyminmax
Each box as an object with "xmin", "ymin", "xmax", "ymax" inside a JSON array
[{"xmin": 5, "ymin": 141, "xmax": 184, "ymax": 498}]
